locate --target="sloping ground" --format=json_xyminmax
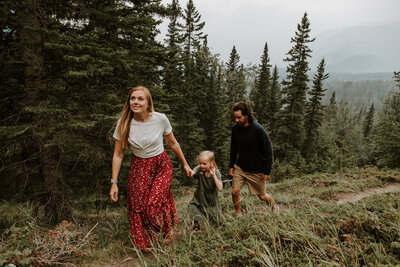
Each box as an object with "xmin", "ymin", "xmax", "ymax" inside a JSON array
[{"xmin": 335, "ymin": 182, "xmax": 400, "ymax": 205}]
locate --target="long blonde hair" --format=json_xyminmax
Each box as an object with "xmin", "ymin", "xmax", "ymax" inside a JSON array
[
  {"xmin": 117, "ymin": 86, "xmax": 154, "ymax": 149},
  {"xmin": 198, "ymin": 150, "xmax": 218, "ymax": 169}
]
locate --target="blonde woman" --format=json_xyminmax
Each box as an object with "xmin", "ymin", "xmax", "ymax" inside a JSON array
[{"xmin": 110, "ymin": 86, "xmax": 192, "ymax": 252}]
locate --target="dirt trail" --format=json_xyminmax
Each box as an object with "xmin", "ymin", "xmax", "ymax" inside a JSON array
[{"xmin": 335, "ymin": 182, "xmax": 400, "ymax": 205}]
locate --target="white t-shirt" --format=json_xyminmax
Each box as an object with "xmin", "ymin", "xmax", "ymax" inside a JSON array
[{"xmin": 113, "ymin": 112, "xmax": 172, "ymax": 158}]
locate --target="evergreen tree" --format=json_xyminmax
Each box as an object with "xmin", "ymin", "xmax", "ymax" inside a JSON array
[
  {"xmin": 303, "ymin": 58, "xmax": 329, "ymax": 160},
  {"xmin": 0, "ymin": 0, "xmax": 170, "ymax": 222},
  {"xmin": 275, "ymin": 13, "xmax": 315, "ymax": 161},
  {"xmin": 250, "ymin": 42, "xmax": 271, "ymax": 125},
  {"xmin": 329, "ymin": 91, "xmax": 336, "ymax": 106},
  {"xmin": 163, "ymin": 0, "xmax": 184, "ymax": 119},
  {"xmin": 375, "ymin": 72, "xmax": 400, "ymax": 168},
  {"xmin": 362, "ymin": 103, "xmax": 375, "ymax": 137},
  {"xmin": 13, "ymin": 0, "xmax": 72, "ymax": 222},
  {"xmin": 226, "ymin": 46, "xmax": 246, "ymax": 105},
  {"xmin": 173, "ymin": 0, "xmax": 206, "ymax": 169},
  {"xmin": 212, "ymin": 65, "xmax": 232, "ymax": 174},
  {"xmin": 179, "ymin": 0, "xmax": 206, "ymax": 67},
  {"xmin": 268, "ymin": 65, "xmax": 282, "ymax": 140},
  {"xmin": 394, "ymin": 71, "xmax": 400, "ymax": 85}
]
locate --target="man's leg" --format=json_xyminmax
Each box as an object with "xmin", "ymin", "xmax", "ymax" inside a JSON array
[
  {"xmin": 258, "ymin": 193, "xmax": 278, "ymax": 212},
  {"xmin": 232, "ymin": 188, "xmax": 242, "ymax": 215}
]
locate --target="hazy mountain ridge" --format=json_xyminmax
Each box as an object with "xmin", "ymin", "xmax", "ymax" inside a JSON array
[
  {"xmin": 274, "ymin": 68, "xmax": 396, "ymax": 112},
  {"xmin": 311, "ymin": 22, "xmax": 400, "ymax": 73}
]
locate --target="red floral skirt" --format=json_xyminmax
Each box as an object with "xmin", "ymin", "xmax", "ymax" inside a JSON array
[{"xmin": 126, "ymin": 151, "xmax": 178, "ymax": 250}]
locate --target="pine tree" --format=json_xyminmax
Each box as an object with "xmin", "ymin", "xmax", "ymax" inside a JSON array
[
  {"xmin": 268, "ymin": 65, "xmax": 282, "ymax": 140},
  {"xmin": 375, "ymin": 72, "xmax": 400, "ymax": 168},
  {"xmin": 211, "ymin": 65, "xmax": 232, "ymax": 173},
  {"xmin": 394, "ymin": 71, "xmax": 400, "ymax": 85},
  {"xmin": 250, "ymin": 42, "xmax": 271, "ymax": 125},
  {"xmin": 226, "ymin": 46, "xmax": 246, "ymax": 105},
  {"xmin": 275, "ymin": 13, "xmax": 315, "ymax": 161},
  {"xmin": 173, "ymin": 0, "xmax": 206, "ymax": 169},
  {"xmin": 329, "ymin": 91, "xmax": 336, "ymax": 106},
  {"xmin": 303, "ymin": 58, "xmax": 329, "ymax": 160},
  {"xmin": 13, "ymin": 0, "xmax": 72, "ymax": 223},
  {"xmin": 363, "ymin": 103, "xmax": 375, "ymax": 137},
  {"xmin": 0, "ymin": 0, "xmax": 170, "ymax": 222},
  {"xmin": 179, "ymin": 0, "xmax": 206, "ymax": 68},
  {"xmin": 163, "ymin": 0, "xmax": 184, "ymax": 118}
]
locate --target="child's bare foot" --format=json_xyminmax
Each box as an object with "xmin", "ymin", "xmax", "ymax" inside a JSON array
[{"xmin": 165, "ymin": 233, "xmax": 173, "ymax": 244}]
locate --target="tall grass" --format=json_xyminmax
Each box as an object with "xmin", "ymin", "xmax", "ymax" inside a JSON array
[{"xmin": 1, "ymin": 167, "xmax": 399, "ymax": 266}]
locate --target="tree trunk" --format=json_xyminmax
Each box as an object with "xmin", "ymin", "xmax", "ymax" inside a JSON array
[{"xmin": 40, "ymin": 144, "xmax": 72, "ymax": 223}]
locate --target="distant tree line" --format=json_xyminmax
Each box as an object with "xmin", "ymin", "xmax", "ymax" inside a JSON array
[{"xmin": 1, "ymin": 0, "xmax": 399, "ymax": 223}]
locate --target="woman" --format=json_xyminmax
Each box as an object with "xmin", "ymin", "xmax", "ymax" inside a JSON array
[{"xmin": 109, "ymin": 86, "xmax": 192, "ymax": 252}]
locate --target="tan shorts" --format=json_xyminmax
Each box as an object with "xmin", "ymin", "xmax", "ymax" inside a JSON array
[{"xmin": 232, "ymin": 164, "xmax": 266, "ymax": 195}]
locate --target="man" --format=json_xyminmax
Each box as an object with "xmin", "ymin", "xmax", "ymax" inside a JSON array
[{"xmin": 229, "ymin": 102, "xmax": 278, "ymax": 215}]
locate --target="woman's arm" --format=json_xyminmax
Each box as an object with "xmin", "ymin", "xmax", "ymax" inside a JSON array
[
  {"xmin": 110, "ymin": 139, "xmax": 125, "ymax": 202},
  {"xmin": 164, "ymin": 132, "xmax": 192, "ymax": 176}
]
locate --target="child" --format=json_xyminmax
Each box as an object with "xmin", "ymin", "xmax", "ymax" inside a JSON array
[{"xmin": 187, "ymin": 151, "xmax": 223, "ymax": 230}]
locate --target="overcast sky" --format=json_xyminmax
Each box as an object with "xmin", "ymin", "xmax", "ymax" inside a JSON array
[{"xmin": 161, "ymin": 0, "xmax": 400, "ymax": 67}]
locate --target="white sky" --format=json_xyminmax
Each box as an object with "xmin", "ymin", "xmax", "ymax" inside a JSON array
[{"xmin": 161, "ymin": 0, "xmax": 400, "ymax": 67}]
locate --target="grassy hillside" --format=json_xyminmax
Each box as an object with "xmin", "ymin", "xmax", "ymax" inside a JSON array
[{"xmin": 1, "ymin": 168, "xmax": 400, "ymax": 266}]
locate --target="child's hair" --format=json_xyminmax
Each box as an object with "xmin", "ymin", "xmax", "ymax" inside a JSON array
[{"xmin": 198, "ymin": 150, "xmax": 218, "ymax": 169}]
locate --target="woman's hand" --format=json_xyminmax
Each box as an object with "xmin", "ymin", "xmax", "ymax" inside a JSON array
[
  {"xmin": 183, "ymin": 164, "xmax": 193, "ymax": 177},
  {"xmin": 110, "ymin": 183, "xmax": 118, "ymax": 202}
]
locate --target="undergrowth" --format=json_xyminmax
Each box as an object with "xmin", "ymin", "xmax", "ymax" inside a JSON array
[{"xmin": 0, "ymin": 167, "xmax": 399, "ymax": 266}]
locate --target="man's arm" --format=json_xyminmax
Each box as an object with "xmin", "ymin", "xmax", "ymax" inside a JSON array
[
  {"xmin": 260, "ymin": 127, "xmax": 273, "ymax": 175},
  {"xmin": 229, "ymin": 128, "xmax": 237, "ymax": 176}
]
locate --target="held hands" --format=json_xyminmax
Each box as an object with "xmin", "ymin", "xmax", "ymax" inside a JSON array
[
  {"xmin": 183, "ymin": 164, "xmax": 193, "ymax": 177},
  {"xmin": 110, "ymin": 183, "xmax": 118, "ymax": 202}
]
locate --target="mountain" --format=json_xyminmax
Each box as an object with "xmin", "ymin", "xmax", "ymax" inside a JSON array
[{"xmin": 311, "ymin": 22, "xmax": 400, "ymax": 73}]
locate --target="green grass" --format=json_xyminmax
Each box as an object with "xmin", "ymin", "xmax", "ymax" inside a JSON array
[{"xmin": 1, "ymin": 167, "xmax": 399, "ymax": 266}]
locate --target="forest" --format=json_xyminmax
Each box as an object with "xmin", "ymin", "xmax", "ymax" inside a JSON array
[{"xmin": 1, "ymin": 0, "xmax": 399, "ymax": 265}]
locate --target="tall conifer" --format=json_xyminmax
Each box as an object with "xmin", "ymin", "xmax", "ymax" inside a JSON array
[
  {"xmin": 268, "ymin": 65, "xmax": 282, "ymax": 140},
  {"xmin": 375, "ymin": 73, "xmax": 400, "ymax": 167},
  {"xmin": 250, "ymin": 42, "xmax": 271, "ymax": 125},
  {"xmin": 226, "ymin": 46, "xmax": 246, "ymax": 105},
  {"xmin": 173, "ymin": 0, "xmax": 206, "ymax": 168},
  {"xmin": 363, "ymin": 103, "xmax": 375, "ymax": 137},
  {"xmin": 303, "ymin": 58, "xmax": 329, "ymax": 159},
  {"xmin": 275, "ymin": 13, "xmax": 315, "ymax": 161}
]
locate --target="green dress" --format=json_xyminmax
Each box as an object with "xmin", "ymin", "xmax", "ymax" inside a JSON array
[{"xmin": 187, "ymin": 166, "xmax": 222, "ymax": 224}]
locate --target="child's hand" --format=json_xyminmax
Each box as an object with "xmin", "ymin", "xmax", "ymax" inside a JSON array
[
  {"xmin": 189, "ymin": 170, "xmax": 196, "ymax": 177},
  {"xmin": 210, "ymin": 165, "xmax": 216, "ymax": 176}
]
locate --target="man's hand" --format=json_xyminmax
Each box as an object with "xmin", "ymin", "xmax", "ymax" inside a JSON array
[{"xmin": 261, "ymin": 173, "xmax": 270, "ymax": 181}]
